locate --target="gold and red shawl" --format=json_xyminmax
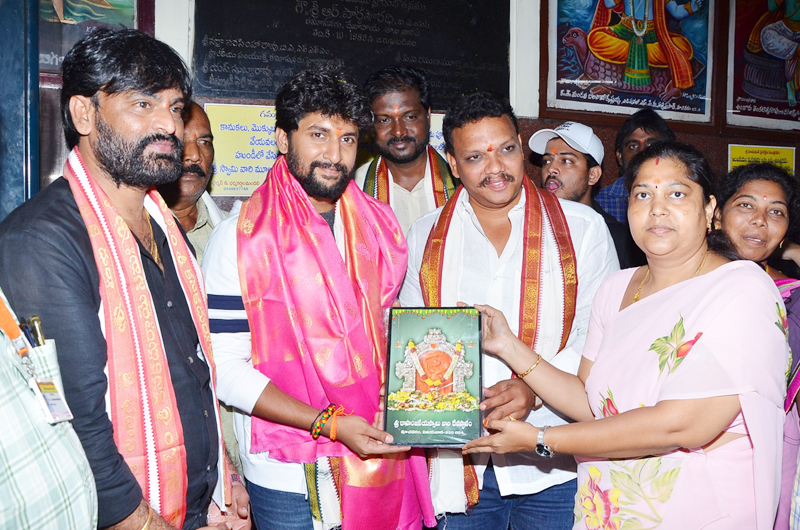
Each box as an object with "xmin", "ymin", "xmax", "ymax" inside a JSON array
[
  {"xmin": 419, "ymin": 176, "xmax": 578, "ymax": 507},
  {"xmin": 363, "ymin": 145, "xmax": 458, "ymax": 207}
]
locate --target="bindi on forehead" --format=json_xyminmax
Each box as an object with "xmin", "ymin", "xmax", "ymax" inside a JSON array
[
  {"xmin": 487, "ymin": 144, "xmax": 493, "ymax": 152},
  {"xmin": 549, "ymin": 148, "xmax": 558, "ymax": 154},
  {"xmin": 763, "ymin": 195, "xmax": 769, "ymax": 200},
  {"xmin": 653, "ymin": 178, "xmax": 661, "ymax": 186},
  {"xmin": 655, "ymin": 157, "xmax": 660, "ymax": 165}
]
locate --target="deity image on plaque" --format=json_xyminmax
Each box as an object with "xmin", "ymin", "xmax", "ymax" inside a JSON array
[
  {"xmin": 385, "ymin": 308, "xmax": 482, "ymax": 447},
  {"xmin": 549, "ymin": 0, "xmax": 714, "ymax": 122}
]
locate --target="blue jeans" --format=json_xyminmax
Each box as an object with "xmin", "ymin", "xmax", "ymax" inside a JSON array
[
  {"xmin": 247, "ymin": 482, "xmax": 314, "ymax": 530},
  {"xmin": 436, "ymin": 465, "xmax": 576, "ymax": 530}
]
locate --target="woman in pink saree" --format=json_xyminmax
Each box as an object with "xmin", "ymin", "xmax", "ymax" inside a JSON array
[
  {"xmin": 715, "ymin": 163, "xmax": 800, "ymax": 529},
  {"xmin": 463, "ymin": 142, "xmax": 789, "ymax": 529}
]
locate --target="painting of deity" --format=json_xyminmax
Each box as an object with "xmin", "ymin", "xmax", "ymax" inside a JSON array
[
  {"xmin": 727, "ymin": 0, "xmax": 800, "ymax": 130},
  {"xmin": 548, "ymin": 0, "xmax": 713, "ymax": 121},
  {"xmin": 39, "ymin": 0, "xmax": 137, "ymax": 74}
]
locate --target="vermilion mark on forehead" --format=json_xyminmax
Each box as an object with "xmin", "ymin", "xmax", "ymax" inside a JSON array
[
  {"xmin": 655, "ymin": 157, "xmax": 660, "ymax": 165},
  {"xmin": 549, "ymin": 148, "xmax": 558, "ymax": 154},
  {"xmin": 764, "ymin": 195, "xmax": 769, "ymax": 200},
  {"xmin": 487, "ymin": 144, "xmax": 493, "ymax": 152},
  {"xmin": 335, "ymin": 128, "xmax": 342, "ymax": 136},
  {"xmin": 653, "ymin": 178, "xmax": 661, "ymax": 185}
]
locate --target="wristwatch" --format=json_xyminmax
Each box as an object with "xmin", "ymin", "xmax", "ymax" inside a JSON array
[{"xmin": 535, "ymin": 426, "xmax": 554, "ymax": 458}]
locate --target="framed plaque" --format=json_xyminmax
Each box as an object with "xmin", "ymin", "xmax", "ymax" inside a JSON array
[{"xmin": 384, "ymin": 307, "xmax": 482, "ymax": 447}]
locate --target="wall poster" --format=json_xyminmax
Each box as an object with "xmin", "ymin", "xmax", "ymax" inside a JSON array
[
  {"xmin": 39, "ymin": 0, "xmax": 137, "ymax": 74},
  {"xmin": 548, "ymin": 0, "xmax": 714, "ymax": 122},
  {"xmin": 727, "ymin": 0, "xmax": 800, "ymax": 130}
]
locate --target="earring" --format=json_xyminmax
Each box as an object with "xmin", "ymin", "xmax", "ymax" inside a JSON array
[{"xmin": 707, "ymin": 220, "xmax": 712, "ymax": 234}]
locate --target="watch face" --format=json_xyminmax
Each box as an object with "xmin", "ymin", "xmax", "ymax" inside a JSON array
[{"xmin": 535, "ymin": 444, "xmax": 553, "ymax": 458}]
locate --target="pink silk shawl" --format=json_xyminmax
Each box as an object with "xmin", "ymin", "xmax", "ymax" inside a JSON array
[
  {"xmin": 580, "ymin": 261, "xmax": 787, "ymax": 530},
  {"xmin": 236, "ymin": 155, "xmax": 434, "ymax": 529}
]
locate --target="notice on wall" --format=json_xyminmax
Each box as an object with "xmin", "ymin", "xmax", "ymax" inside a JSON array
[
  {"xmin": 205, "ymin": 103, "xmax": 279, "ymax": 197},
  {"xmin": 728, "ymin": 145, "xmax": 796, "ymax": 173}
]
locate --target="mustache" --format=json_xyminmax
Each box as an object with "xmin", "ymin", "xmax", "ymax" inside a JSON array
[
  {"xmin": 182, "ymin": 163, "xmax": 207, "ymax": 180},
  {"xmin": 545, "ymin": 175, "xmax": 561, "ymax": 186},
  {"xmin": 478, "ymin": 173, "xmax": 515, "ymax": 187},
  {"xmin": 387, "ymin": 136, "xmax": 416, "ymax": 145},
  {"xmin": 311, "ymin": 160, "xmax": 348, "ymax": 174},
  {"xmin": 140, "ymin": 133, "xmax": 181, "ymax": 154}
]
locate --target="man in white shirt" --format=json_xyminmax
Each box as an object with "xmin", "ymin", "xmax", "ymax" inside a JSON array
[
  {"xmin": 203, "ymin": 69, "xmax": 434, "ymax": 530},
  {"xmin": 400, "ymin": 92, "xmax": 618, "ymax": 529},
  {"xmin": 356, "ymin": 66, "xmax": 458, "ymax": 234}
]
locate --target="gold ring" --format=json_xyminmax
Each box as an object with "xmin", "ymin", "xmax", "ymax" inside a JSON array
[{"xmin": 508, "ymin": 416, "xmax": 517, "ymax": 421}]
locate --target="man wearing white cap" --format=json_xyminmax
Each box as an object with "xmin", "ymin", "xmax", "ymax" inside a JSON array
[{"xmin": 529, "ymin": 122, "xmax": 634, "ymax": 269}]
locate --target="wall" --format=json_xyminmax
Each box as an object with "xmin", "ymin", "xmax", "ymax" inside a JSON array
[
  {"xmin": 154, "ymin": 0, "xmax": 799, "ymax": 194},
  {"xmin": 155, "ymin": 0, "xmax": 540, "ymax": 117}
]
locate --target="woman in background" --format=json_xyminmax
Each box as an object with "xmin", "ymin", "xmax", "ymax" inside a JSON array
[
  {"xmin": 715, "ymin": 163, "xmax": 800, "ymax": 530},
  {"xmin": 463, "ymin": 143, "xmax": 789, "ymax": 529}
]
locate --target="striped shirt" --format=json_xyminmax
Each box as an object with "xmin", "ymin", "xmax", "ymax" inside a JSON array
[{"xmin": 202, "ymin": 201, "xmax": 308, "ymax": 494}]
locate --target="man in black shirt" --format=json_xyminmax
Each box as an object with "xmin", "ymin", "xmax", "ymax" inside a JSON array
[{"xmin": 0, "ymin": 29, "xmax": 249, "ymax": 530}]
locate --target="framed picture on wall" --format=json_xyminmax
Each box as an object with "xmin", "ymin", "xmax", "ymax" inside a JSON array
[
  {"xmin": 39, "ymin": 0, "xmax": 145, "ymax": 74},
  {"xmin": 546, "ymin": 0, "xmax": 714, "ymax": 122},
  {"xmin": 726, "ymin": 0, "xmax": 800, "ymax": 131}
]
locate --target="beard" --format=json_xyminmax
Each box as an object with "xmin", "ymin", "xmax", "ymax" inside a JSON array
[
  {"xmin": 94, "ymin": 113, "xmax": 184, "ymax": 188},
  {"xmin": 286, "ymin": 144, "xmax": 354, "ymax": 202},
  {"xmin": 377, "ymin": 135, "xmax": 428, "ymax": 165}
]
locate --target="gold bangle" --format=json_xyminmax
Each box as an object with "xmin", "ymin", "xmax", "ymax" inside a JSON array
[
  {"xmin": 516, "ymin": 354, "xmax": 542, "ymax": 378},
  {"xmin": 141, "ymin": 505, "xmax": 154, "ymax": 530}
]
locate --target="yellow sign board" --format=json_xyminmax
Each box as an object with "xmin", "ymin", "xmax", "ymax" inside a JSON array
[
  {"xmin": 728, "ymin": 144, "xmax": 795, "ymax": 173},
  {"xmin": 205, "ymin": 103, "xmax": 279, "ymax": 197}
]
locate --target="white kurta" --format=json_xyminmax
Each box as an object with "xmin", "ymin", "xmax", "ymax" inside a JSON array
[{"xmin": 399, "ymin": 187, "xmax": 619, "ymax": 513}]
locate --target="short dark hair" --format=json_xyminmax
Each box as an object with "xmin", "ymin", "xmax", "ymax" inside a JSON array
[
  {"xmin": 275, "ymin": 69, "xmax": 372, "ymax": 135},
  {"xmin": 60, "ymin": 28, "xmax": 191, "ymax": 149},
  {"xmin": 363, "ymin": 65, "xmax": 431, "ymax": 110},
  {"xmin": 443, "ymin": 91, "xmax": 518, "ymax": 155},
  {"xmin": 626, "ymin": 141, "xmax": 740, "ymax": 260},
  {"xmin": 614, "ymin": 108, "xmax": 676, "ymax": 158},
  {"xmin": 717, "ymin": 163, "xmax": 800, "ymax": 242}
]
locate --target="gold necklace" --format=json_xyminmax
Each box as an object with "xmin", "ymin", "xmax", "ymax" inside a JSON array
[
  {"xmin": 143, "ymin": 210, "xmax": 161, "ymax": 269},
  {"xmin": 633, "ymin": 250, "xmax": 709, "ymax": 303}
]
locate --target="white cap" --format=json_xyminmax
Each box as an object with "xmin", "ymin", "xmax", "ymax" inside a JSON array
[{"xmin": 528, "ymin": 122, "xmax": 604, "ymax": 165}]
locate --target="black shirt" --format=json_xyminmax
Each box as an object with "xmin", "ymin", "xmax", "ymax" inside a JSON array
[
  {"xmin": 0, "ymin": 178, "xmax": 218, "ymax": 529},
  {"xmin": 591, "ymin": 199, "xmax": 641, "ymax": 269}
]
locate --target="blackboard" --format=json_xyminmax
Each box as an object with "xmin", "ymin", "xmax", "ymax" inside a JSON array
[{"xmin": 192, "ymin": 0, "xmax": 510, "ymax": 109}]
